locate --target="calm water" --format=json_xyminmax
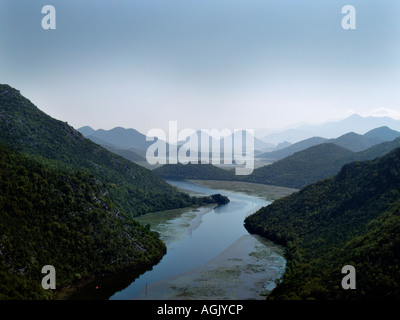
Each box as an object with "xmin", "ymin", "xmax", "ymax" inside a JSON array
[{"xmin": 71, "ymin": 180, "xmax": 284, "ymax": 300}]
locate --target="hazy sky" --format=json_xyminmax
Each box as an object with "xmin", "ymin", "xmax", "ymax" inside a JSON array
[{"xmin": 1, "ymin": 0, "xmax": 399, "ymax": 137}]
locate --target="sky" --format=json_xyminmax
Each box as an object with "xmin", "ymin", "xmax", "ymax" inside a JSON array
[{"xmin": 1, "ymin": 0, "xmax": 399, "ymax": 137}]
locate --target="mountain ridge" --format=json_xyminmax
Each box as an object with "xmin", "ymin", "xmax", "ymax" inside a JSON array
[
  {"xmin": 244, "ymin": 146, "xmax": 400, "ymax": 299},
  {"xmin": 0, "ymin": 84, "xmax": 196, "ymax": 217},
  {"xmin": 0, "ymin": 84, "xmax": 228, "ymax": 299},
  {"xmin": 154, "ymin": 136, "xmax": 400, "ymax": 189},
  {"xmin": 258, "ymin": 126, "xmax": 400, "ymax": 160},
  {"xmin": 261, "ymin": 114, "xmax": 400, "ymax": 145},
  {"xmin": 0, "ymin": 141, "xmax": 166, "ymax": 299}
]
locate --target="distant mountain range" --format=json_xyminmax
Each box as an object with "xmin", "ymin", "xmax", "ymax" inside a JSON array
[
  {"xmin": 247, "ymin": 137, "xmax": 399, "ymax": 188},
  {"xmin": 261, "ymin": 114, "xmax": 400, "ymax": 145},
  {"xmin": 78, "ymin": 126, "xmax": 154, "ymax": 158},
  {"xmin": 80, "ymin": 120, "xmax": 400, "ymax": 168},
  {"xmin": 176, "ymin": 130, "xmax": 274, "ymax": 151},
  {"xmin": 155, "ymin": 135, "xmax": 400, "ymax": 189},
  {"xmin": 258, "ymin": 126, "xmax": 400, "ymax": 160},
  {"xmin": 79, "ymin": 126, "xmax": 275, "ymax": 165},
  {"xmin": 258, "ymin": 137, "xmax": 329, "ymax": 160}
]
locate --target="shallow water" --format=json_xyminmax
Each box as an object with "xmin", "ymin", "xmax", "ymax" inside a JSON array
[{"xmin": 71, "ymin": 180, "xmax": 286, "ymax": 300}]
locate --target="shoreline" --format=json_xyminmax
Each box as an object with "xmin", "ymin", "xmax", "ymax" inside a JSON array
[
  {"xmin": 186, "ymin": 179, "xmax": 298, "ymax": 201},
  {"xmin": 135, "ymin": 204, "xmax": 217, "ymax": 245},
  {"xmin": 66, "ymin": 179, "xmax": 289, "ymax": 300},
  {"xmin": 59, "ymin": 204, "xmax": 215, "ymax": 300},
  {"xmin": 54, "ymin": 250, "xmax": 166, "ymax": 300},
  {"xmin": 134, "ymin": 234, "xmax": 286, "ymax": 300}
]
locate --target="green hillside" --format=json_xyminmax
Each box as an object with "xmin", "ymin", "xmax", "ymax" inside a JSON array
[
  {"xmin": 152, "ymin": 137, "xmax": 400, "ymax": 190},
  {"xmin": 0, "ymin": 143, "xmax": 166, "ymax": 299},
  {"xmin": 0, "ymin": 85, "xmax": 229, "ymax": 300},
  {"xmin": 153, "ymin": 143, "xmax": 353, "ymax": 188},
  {"xmin": 326, "ymin": 132, "xmax": 382, "ymax": 152},
  {"xmin": 363, "ymin": 126, "xmax": 400, "ymax": 141},
  {"xmin": 247, "ymin": 138, "xmax": 400, "ymax": 189},
  {"xmin": 97, "ymin": 144, "xmax": 146, "ymax": 164},
  {"xmin": 356, "ymin": 137, "xmax": 400, "ymax": 161},
  {"xmin": 244, "ymin": 147, "xmax": 400, "ymax": 299},
  {"xmin": 258, "ymin": 128, "xmax": 395, "ymax": 161},
  {"xmin": 78, "ymin": 126, "xmax": 152, "ymax": 153},
  {"xmin": 258, "ymin": 137, "xmax": 328, "ymax": 160},
  {"xmin": 245, "ymin": 143, "xmax": 355, "ymax": 188},
  {"xmin": 0, "ymin": 84, "xmax": 194, "ymax": 217}
]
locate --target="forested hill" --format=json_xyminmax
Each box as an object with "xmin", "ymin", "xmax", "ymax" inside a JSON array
[
  {"xmin": 153, "ymin": 138, "xmax": 400, "ymax": 191},
  {"xmin": 0, "ymin": 143, "xmax": 166, "ymax": 299},
  {"xmin": 0, "ymin": 84, "xmax": 194, "ymax": 217},
  {"xmin": 0, "ymin": 85, "xmax": 230, "ymax": 299},
  {"xmin": 247, "ymin": 138, "xmax": 400, "ymax": 189},
  {"xmin": 244, "ymin": 147, "xmax": 400, "ymax": 299},
  {"xmin": 245, "ymin": 143, "xmax": 355, "ymax": 188}
]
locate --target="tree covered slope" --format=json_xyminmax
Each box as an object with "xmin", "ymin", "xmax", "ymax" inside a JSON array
[
  {"xmin": 0, "ymin": 143, "xmax": 166, "ymax": 299},
  {"xmin": 245, "ymin": 143, "xmax": 355, "ymax": 188},
  {"xmin": 0, "ymin": 84, "xmax": 229, "ymax": 300},
  {"xmin": 244, "ymin": 147, "xmax": 400, "ymax": 299},
  {"xmin": 0, "ymin": 84, "xmax": 194, "ymax": 217},
  {"xmin": 154, "ymin": 138, "xmax": 400, "ymax": 190}
]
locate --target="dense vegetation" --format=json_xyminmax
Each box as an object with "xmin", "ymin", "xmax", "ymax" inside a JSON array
[
  {"xmin": 258, "ymin": 137, "xmax": 328, "ymax": 160},
  {"xmin": 244, "ymin": 147, "xmax": 400, "ymax": 299},
  {"xmin": 248, "ymin": 138, "xmax": 400, "ymax": 189},
  {"xmin": 0, "ymin": 84, "xmax": 229, "ymax": 299},
  {"xmin": 154, "ymin": 139, "xmax": 400, "ymax": 190},
  {"xmin": 245, "ymin": 143, "xmax": 355, "ymax": 188},
  {"xmin": 77, "ymin": 126, "xmax": 152, "ymax": 155},
  {"xmin": 0, "ymin": 84, "xmax": 197, "ymax": 217},
  {"xmin": 0, "ymin": 143, "xmax": 166, "ymax": 299},
  {"xmin": 326, "ymin": 132, "xmax": 382, "ymax": 152},
  {"xmin": 202, "ymin": 193, "xmax": 230, "ymax": 205},
  {"xmin": 89, "ymin": 139, "xmax": 146, "ymax": 164}
]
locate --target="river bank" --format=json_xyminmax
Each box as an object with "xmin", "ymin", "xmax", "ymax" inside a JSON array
[
  {"xmin": 186, "ymin": 179, "xmax": 298, "ymax": 200},
  {"xmin": 134, "ymin": 234, "xmax": 285, "ymax": 300},
  {"xmin": 135, "ymin": 204, "xmax": 218, "ymax": 245},
  {"xmin": 127, "ymin": 180, "xmax": 293, "ymax": 300},
  {"xmin": 71, "ymin": 179, "xmax": 294, "ymax": 300}
]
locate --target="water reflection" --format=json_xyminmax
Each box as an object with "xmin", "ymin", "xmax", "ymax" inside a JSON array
[{"xmin": 71, "ymin": 180, "xmax": 282, "ymax": 300}]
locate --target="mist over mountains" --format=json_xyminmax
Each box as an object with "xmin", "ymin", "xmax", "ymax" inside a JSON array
[
  {"xmin": 0, "ymin": 84, "xmax": 224, "ymax": 299},
  {"xmin": 259, "ymin": 126, "xmax": 400, "ymax": 160},
  {"xmin": 78, "ymin": 126, "xmax": 153, "ymax": 158},
  {"xmin": 79, "ymin": 114, "xmax": 400, "ymax": 161},
  {"xmin": 260, "ymin": 114, "xmax": 400, "ymax": 145},
  {"xmin": 154, "ymin": 126, "xmax": 400, "ymax": 189},
  {"xmin": 3, "ymin": 83, "xmax": 400, "ymax": 300},
  {"xmin": 78, "ymin": 119, "xmax": 400, "ymax": 184}
]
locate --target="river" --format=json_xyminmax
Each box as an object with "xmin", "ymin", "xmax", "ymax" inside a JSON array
[{"xmin": 71, "ymin": 180, "xmax": 288, "ymax": 300}]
